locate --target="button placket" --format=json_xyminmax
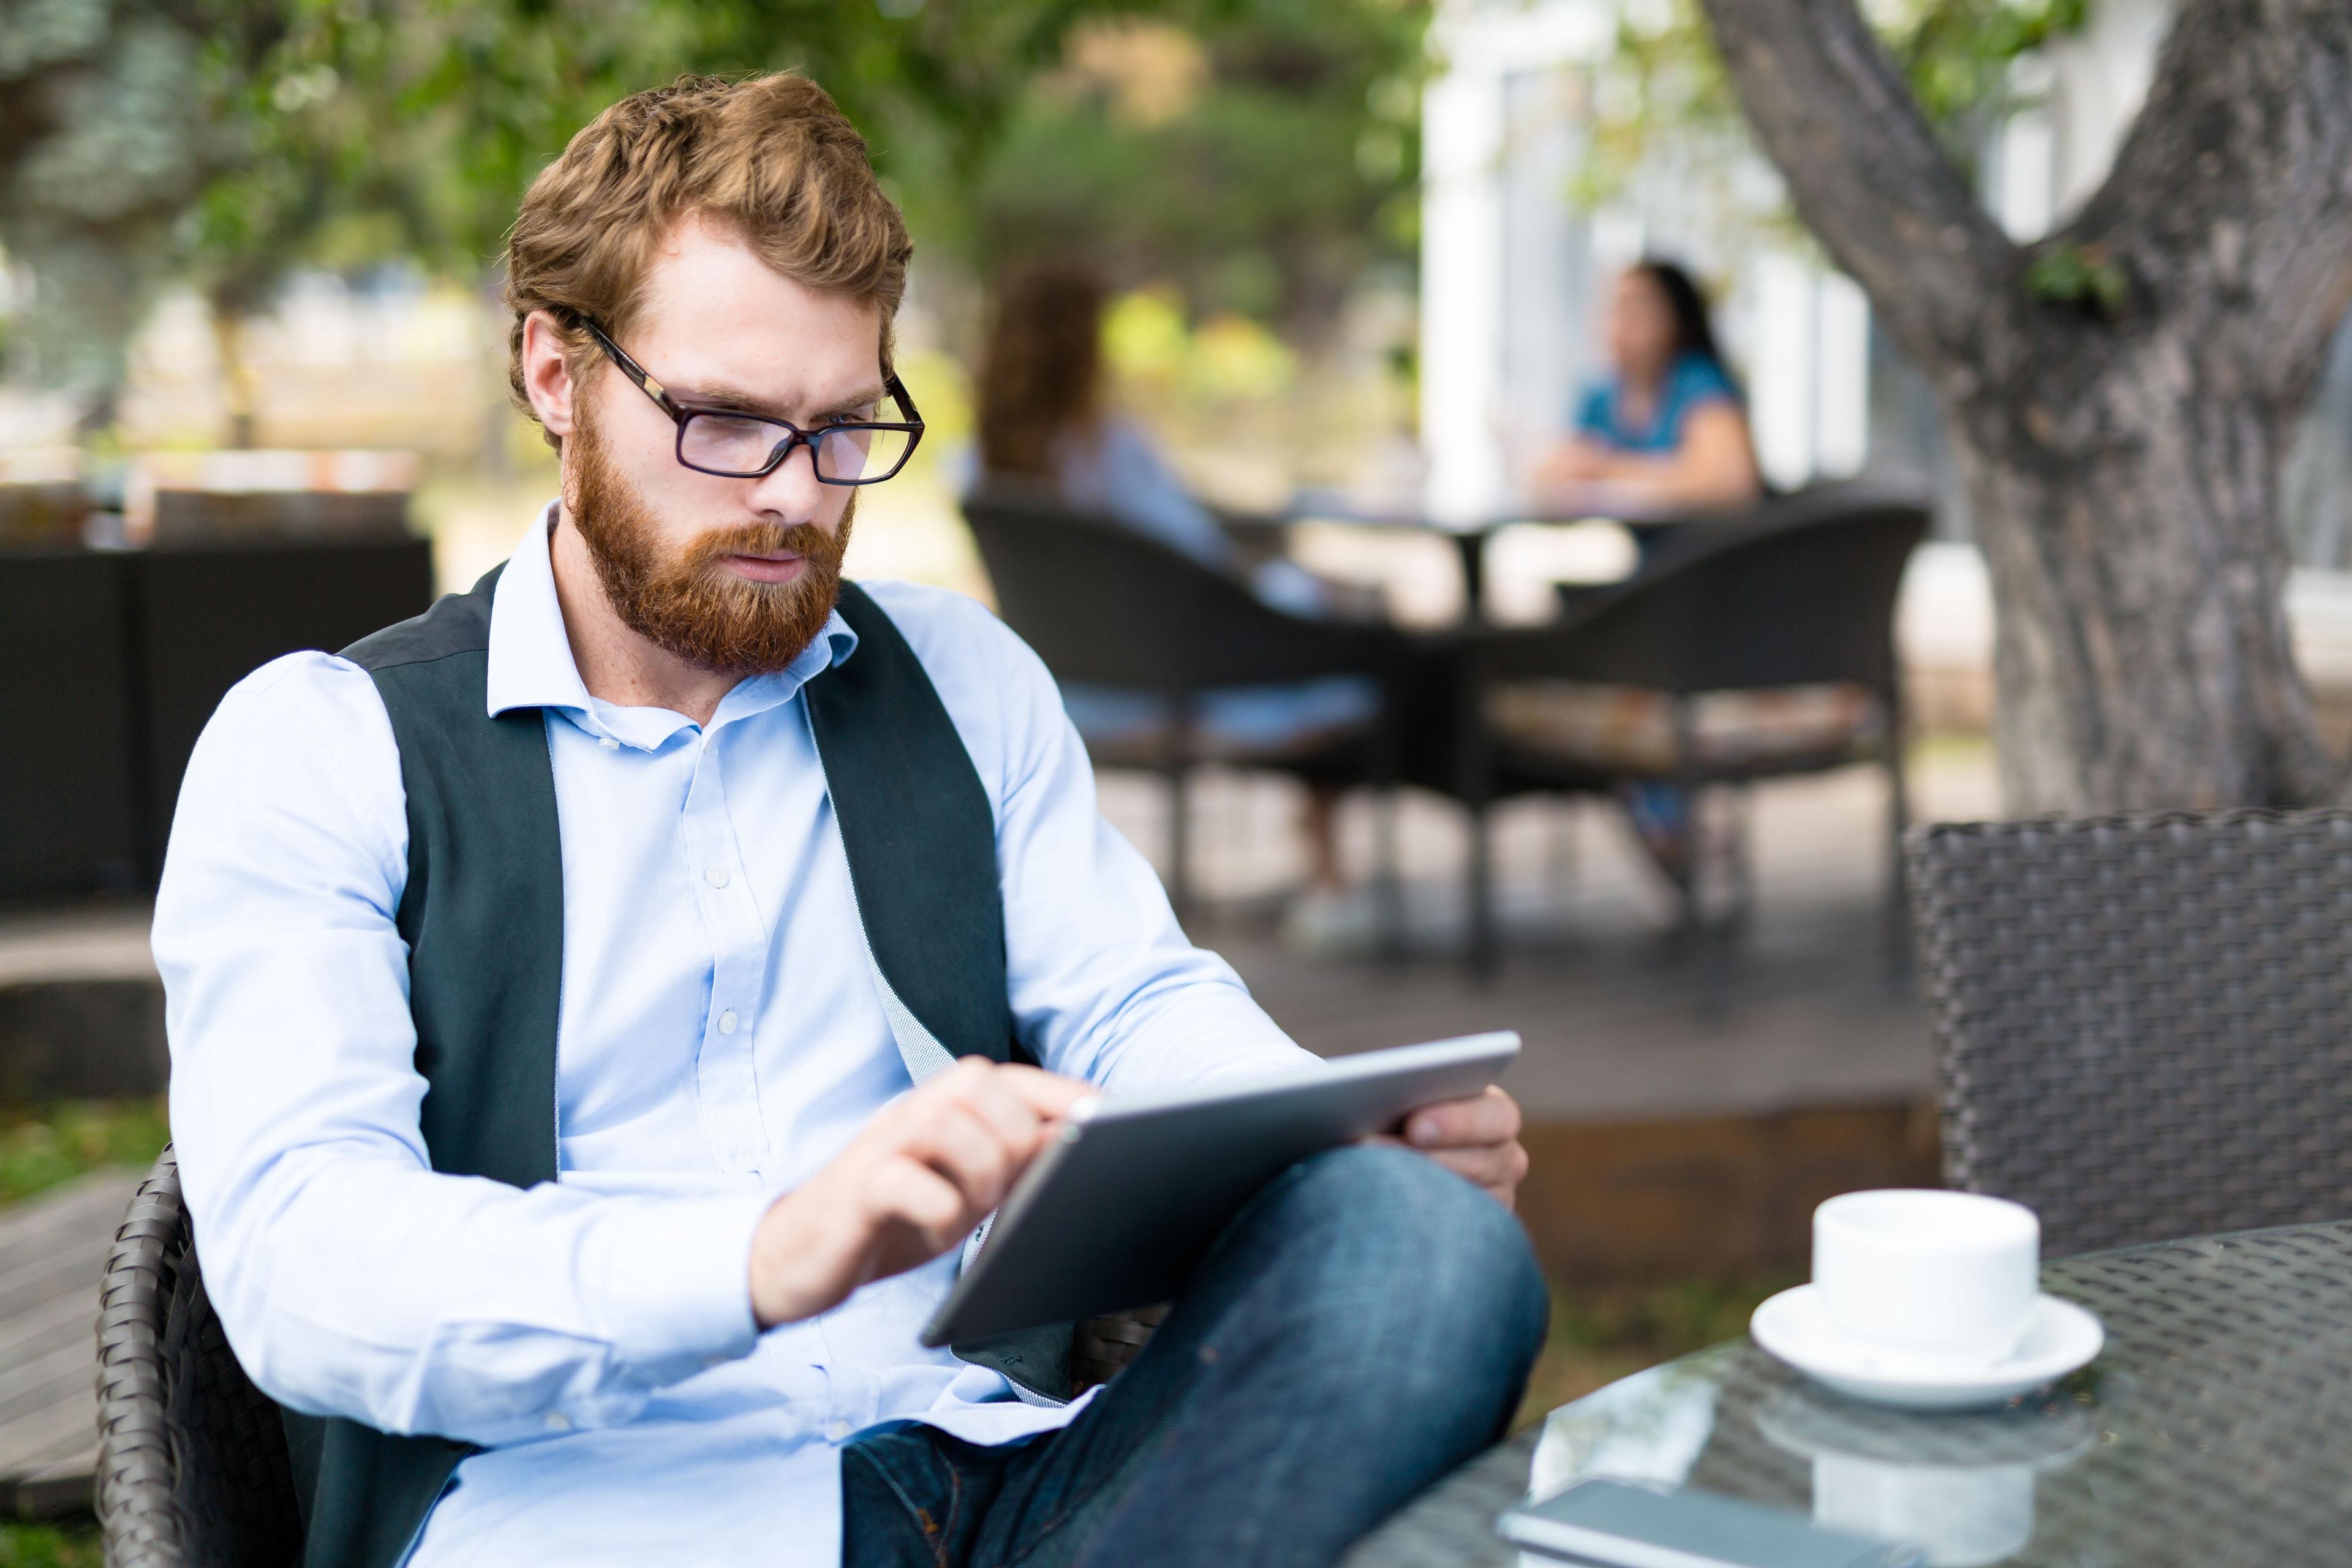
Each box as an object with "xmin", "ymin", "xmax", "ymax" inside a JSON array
[{"xmin": 684, "ymin": 731, "xmax": 768, "ymax": 1173}]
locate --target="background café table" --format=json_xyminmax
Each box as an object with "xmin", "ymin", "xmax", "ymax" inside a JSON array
[
  {"xmin": 1344, "ymin": 1219, "xmax": 2352, "ymax": 1567},
  {"xmin": 1284, "ymin": 484, "xmax": 1690, "ymax": 621}
]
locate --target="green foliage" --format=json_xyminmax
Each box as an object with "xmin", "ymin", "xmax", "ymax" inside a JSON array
[
  {"xmin": 0, "ymin": 0, "xmax": 1429, "ymax": 410},
  {"xmin": 964, "ymin": 4, "xmax": 1428, "ymax": 324},
  {"xmin": 1586, "ymin": 0, "xmax": 2096, "ymax": 221},
  {"xmin": 0, "ymin": 1521, "xmax": 102, "ymax": 1568},
  {"xmin": 0, "ymin": 0, "xmax": 246, "ymax": 396},
  {"xmin": 1885, "ymin": 0, "xmax": 2091, "ymax": 129},
  {"xmin": 2025, "ymin": 238, "xmax": 2127, "ymax": 313},
  {"xmin": 0, "ymin": 1098, "xmax": 170, "ymax": 1208}
]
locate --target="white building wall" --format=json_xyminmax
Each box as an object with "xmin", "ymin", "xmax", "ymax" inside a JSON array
[{"xmin": 1420, "ymin": 0, "xmax": 1875, "ymax": 508}]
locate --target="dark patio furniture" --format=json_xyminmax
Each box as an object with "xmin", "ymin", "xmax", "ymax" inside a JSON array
[
  {"xmin": 0, "ymin": 537, "xmax": 432, "ymax": 899},
  {"xmin": 129, "ymin": 538, "xmax": 435, "ymax": 877},
  {"xmin": 963, "ymin": 487, "xmax": 1405, "ymax": 916},
  {"xmin": 148, "ymin": 489, "xmax": 409, "ymax": 547},
  {"xmin": 0, "ymin": 548, "xmax": 140, "ymax": 899},
  {"xmin": 1907, "ymin": 810, "xmax": 2352, "ymax": 1256},
  {"xmin": 1347, "ymin": 1218, "xmax": 2352, "ymax": 1568},
  {"xmin": 1437, "ymin": 481, "xmax": 1929, "ymax": 976},
  {"xmin": 94, "ymin": 1148, "xmax": 1167, "ymax": 1566}
]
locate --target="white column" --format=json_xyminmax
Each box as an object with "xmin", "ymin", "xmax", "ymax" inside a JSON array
[
  {"xmin": 1419, "ymin": 61, "xmax": 1509, "ymax": 524},
  {"xmin": 1815, "ymin": 271, "xmax": 1872, "ymax": 480},
  {"xmin": 1749, "ymin": 252, "xmax": 1817, "ymax": 491}
]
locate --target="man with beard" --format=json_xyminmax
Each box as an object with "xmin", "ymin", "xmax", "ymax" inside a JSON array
[{"xmin": 154, "ymin": 74, "xmax": 1543, "ymax": 1568}]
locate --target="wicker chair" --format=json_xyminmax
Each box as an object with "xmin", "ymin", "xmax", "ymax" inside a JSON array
[
  {"xmin": 95, "ymin": 1147, "xmax": 303, "ymax": 1567},
  {"xmin": 1907, "ymin": 812, "xmax": 2352, "ymax": 1257},
  {"xmin": 95, "ymin": 1146, "xmax": 1163, "ymax": 1564},
  {"xmin": 1443, "ymin": 481, "xmax": 1928, "ymax": 977}
]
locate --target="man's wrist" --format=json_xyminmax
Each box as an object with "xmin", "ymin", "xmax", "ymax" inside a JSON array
[{"xmin": 748, "ymin": 1185, "xmax": 846, "ymax": 1330}]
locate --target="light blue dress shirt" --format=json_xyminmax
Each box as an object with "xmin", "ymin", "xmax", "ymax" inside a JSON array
[{"xmin": 153, "ymin": 507, "xmax": 1314, "ymax": 1567}]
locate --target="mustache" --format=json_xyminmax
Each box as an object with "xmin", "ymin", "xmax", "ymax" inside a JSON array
[{"xmin": 678, "ymin": 519, "xmax": 842, "ymax": 571}]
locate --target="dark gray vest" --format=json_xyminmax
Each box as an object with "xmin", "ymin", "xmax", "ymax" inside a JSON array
[{"xmin": 283, "ymin": 565, "xmax": 1065, "ymax": 1568}]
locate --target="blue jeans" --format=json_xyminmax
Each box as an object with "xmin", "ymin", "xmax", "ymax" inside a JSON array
[{"xmin": 841, "ymin": 1145, "xmax": 1549, "ymax": 1568}]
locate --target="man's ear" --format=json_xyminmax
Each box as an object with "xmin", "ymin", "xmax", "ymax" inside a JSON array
[{"xmin": 520, "ymin": 311, "xmax": 580, "ymax": 440}]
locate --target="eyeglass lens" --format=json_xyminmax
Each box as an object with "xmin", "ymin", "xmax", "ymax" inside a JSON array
[{"xmin": 679, "ymin": 412, "xmax": 914, "ymax": 482}]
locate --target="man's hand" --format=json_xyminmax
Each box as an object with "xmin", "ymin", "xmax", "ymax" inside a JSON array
[
  {"xmin": 1387, "ymin": 1086, "xmax": 1528, "ymax": 1210},
  {"xmin": 748, "ymin": 1058, "xmax": 1095, "ymax": 1329}
]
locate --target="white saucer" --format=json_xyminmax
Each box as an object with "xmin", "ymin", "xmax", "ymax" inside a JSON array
[{"xmin": 1751, "ymin": 1286, "xmax": 2103, "ymax": 1411}]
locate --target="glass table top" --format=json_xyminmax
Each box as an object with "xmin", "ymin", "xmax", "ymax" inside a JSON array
[{"xmin": 1344, "ymin": 1219, "xmax": 2352, "ymax": 1568}]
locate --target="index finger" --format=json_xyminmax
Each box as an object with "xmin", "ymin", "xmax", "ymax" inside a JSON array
[
  {"xmin": 1403, "ymin": 1085, "xmax": 1520, "ymax": 1148},
  {"xmin": 963, "ymin": 1060, "xmax": 1097, "ymax": 1120}
]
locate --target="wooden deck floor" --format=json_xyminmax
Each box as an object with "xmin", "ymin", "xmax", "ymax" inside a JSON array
[{"xmin": 1, "ymin": 1172, "xmax": 140, "ymax": 1519}]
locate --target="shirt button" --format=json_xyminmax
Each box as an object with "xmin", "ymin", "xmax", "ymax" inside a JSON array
[
  {"xmin": 543, "ymin": 1411, "xmax": 573, "ymax": 1432},
  {"xmin": 718, "ymin": 1010, "xmax": 739, "ymax": 1036},
  {"xmin": 827, "ymin": 1421, "xmax": 851, "ymax": 1443},
  {"xmin": 599, "ymin": 736, "xmax": 619, "ymax": 750},
  {"xmin": 705, "ymin": 865, "xmax": 731, "ymax": 889}
]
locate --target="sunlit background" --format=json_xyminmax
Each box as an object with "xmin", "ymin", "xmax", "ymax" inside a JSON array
[{"xmin": 6, "ymin": 2, "xmax": 2352, "ymax": 1554}]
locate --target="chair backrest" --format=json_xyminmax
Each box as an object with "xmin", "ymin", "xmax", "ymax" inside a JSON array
[
  {"xmin": 1488, "ymin": 481, "xmax": 1929, "ymax": 695},
  {"xmin": 961, "ymin": 486, "xmax": 1392, "ymax": 692},
  {"xmin": 97, "ymin": 1147, "xmax": 303, "ymax": 1568},
  {"xmin": 1908, "ymin": 812, "xmax": 2352, "ymax": 1257}
]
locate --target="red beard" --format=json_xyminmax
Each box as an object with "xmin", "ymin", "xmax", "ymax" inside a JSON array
[{"xmin": 567, "ymin": 402, "xmax": 854, "ymax": 676}]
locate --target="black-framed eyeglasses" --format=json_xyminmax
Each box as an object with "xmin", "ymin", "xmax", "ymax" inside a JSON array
[{"xmin": 575, "ymin": 315, "xmax": 924, "ymax": 485}]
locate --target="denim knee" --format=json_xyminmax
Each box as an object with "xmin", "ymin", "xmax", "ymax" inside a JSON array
[{"xmin": 1258, "ymin": 1144, "xmax": 1549, "ymax": 1376}]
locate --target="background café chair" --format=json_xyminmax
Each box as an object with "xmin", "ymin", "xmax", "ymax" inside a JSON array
[
  {"xmin": 1433, "ymin": 480, "xmax": 1929, "ymax": 981},
  {"xmin": 1908, "ymin": 810, "xmax": 2352, "ymax": 1257},
  {"xmin": 962, "ymin": 486, "xmax": 1405, "ymax": 920},
  {"xmin": 95, "ymin": 1150, "xmax": 1172, "ymax": 1567}
]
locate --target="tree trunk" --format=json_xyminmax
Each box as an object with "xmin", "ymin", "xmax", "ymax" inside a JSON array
[
  {"xmin": 211, "ymin": 306, "xmax": 261, "ymax": 451},
  {"xmin": 1947, "ymin": 344, "xmax": 2333, "ymax": 810},
  {"xmin": 1695, "ymin": 0, "xmax": 2352, "ymax": 813}
]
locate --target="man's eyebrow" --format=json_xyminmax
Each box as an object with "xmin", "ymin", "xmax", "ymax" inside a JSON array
[{"xmin": 668, "ymin": 380, "xmax": 891, "ymax": 420}]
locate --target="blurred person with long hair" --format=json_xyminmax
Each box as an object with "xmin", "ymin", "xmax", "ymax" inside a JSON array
[
  {"xmin": 1537, "ymin": 258, "xmax": 1762, "ymax": 513},
  {"xmin": 1533, "ymin": 260, "xmax": 1763, "ymax": 878},
  {"xmin": 973, "ymin": 261, "xmax": 1375, "ymax": 921}
]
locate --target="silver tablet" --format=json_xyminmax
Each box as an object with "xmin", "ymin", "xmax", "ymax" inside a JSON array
[{"xmin": 921, "ymin": 1031, "xmax": 1521, "ymax": 1348}]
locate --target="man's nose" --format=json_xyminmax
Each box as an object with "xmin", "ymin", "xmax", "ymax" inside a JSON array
[{"xmin": 747, "ymin": 439, "xmax": 830, "ymax": 526}]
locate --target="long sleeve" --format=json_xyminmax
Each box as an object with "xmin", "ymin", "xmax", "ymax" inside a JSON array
[
  {"xmin": 864, "ymin": 582, "xmax": 1321, "ymax": 1095},
  {"xmin": 154, "ymin": 655, "xmax": 771, "ymax": 1447}
]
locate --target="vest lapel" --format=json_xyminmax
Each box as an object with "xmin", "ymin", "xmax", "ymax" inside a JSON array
[
  {"xmin": 804, "ymin": 582, "xmax": 1020, "ymax": 1074},
  {"xmin": 805, "ymin": 584, "xmax": 1066, "ymax": 1401}
]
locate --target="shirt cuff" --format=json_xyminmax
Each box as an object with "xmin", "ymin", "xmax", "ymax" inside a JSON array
[{"xmin": 587, "ymin": 1188, "xmax": 772, "ymax": 1378}]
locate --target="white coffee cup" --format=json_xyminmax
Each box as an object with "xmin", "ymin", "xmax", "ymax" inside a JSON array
[{"xmin": 1812, "ymin": 1190, "xmax": 2040, "ymax": 1367}]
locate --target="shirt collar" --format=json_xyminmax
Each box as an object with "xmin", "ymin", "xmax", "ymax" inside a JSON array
[{"xmin": 485, "ymin": 502, "xmax": 859, "ymax": 737}]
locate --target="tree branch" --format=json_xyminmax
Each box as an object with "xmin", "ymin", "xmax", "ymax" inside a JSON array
[
  {"xmin": 1695, "ymin": 0, "xmax": 2018, "ymax": 383},
  {"xmin": 2067, "ymin": 0, "xmax": 2352, "ymax": 402}
]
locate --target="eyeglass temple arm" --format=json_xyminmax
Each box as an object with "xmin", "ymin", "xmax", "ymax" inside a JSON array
[
  {"xmin": 884, "ymin": 370, "xmax": 921, "ymax": 429},
  {"xmin": 575, "ymin": 316, "xmax": 682, "ymax": 415}
]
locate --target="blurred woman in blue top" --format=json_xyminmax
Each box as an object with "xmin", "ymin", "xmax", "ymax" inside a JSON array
[
  {"xmin": 971, "ymin": 262, "xmax": 1376, "ymax": 905},
  {"xmin": 1537, "ymin": 258, "xmax": 1762, "ymax": 513},
  {"xmin": 1535, "ymin": 260, "xmax": 1761, "ymax": 878}
]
